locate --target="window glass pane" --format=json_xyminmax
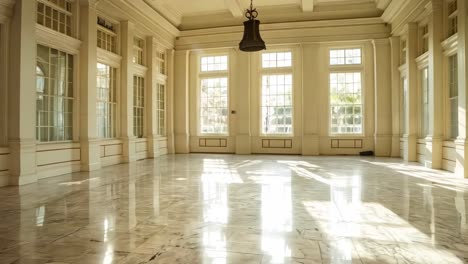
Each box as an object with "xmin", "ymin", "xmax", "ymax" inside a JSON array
[
  {"xmin": 132, "ymin": 37, "xmax": 144, "ymax": 65},
  {"xmin": 133, "ymin": 76, "xmax": 145, "ymax": 138},
  {"xmin": 200, "ymin": 78, "xmax": 229, "ymax": 134},
  {"xmin": 449, "ymin": 55, "xmax": 458, "ymax": 139},
  {"xmin": 97, "ymin": 63, "xmax": 117, "ymax": 138},
  {"xmin": 262, "ymin": 52, "xmax": 292, "ymax": 68},
  {"xmin": 261, "ymin": 74, "xmax": 293, "ymax": 134},
  {"xmin": 329, "ymin": 48, "xmax": 362, "ymax": 65},
  {"xmin": 401, "ymin": 77, "xmax": 408, "ymax": 135},
  {"xmin": 200, "ymin": 56, "xmax": 228, "ymax": 72},
  {"xmin": 330, "ymin": 72, "xmax": 362, "ymax": 134},
  {"xmin": 421, "ymin": 68, "xmax": 429, "ymax": 137},
  {"xmin": 156, "ymin": 83, "xmax": 166, "ymax": 136},
  {"xmin": 37, "ymin": 0, "xmax": 73, "ymax": 36},
  {"xmin": 36, "ymin": 44, "xmax": 74, "ymax": 142}
]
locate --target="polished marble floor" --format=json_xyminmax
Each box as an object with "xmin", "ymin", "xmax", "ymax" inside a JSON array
[{"xmin": 1, "ymin": 154, "xmax": 468, "ymax": 264}]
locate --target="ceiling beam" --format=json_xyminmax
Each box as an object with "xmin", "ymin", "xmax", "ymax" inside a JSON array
[
  {"xmin": 225, "ymin": 0, "xmax": 245, "ymax": 18},
  {"xmin": 301, "ymin": 0, "xmax": 315, "ymax": 12},
  {"xmin": 375, "ymin": 0, "xmax": 391, "ymax": 10}
]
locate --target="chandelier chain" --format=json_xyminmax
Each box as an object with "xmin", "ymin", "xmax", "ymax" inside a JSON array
[{"xmin": 245, "ymin": 0, "xmax": 258, "ymax": 20}]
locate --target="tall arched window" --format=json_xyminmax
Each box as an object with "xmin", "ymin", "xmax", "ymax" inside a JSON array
[{"xmin": 36, "ymin": 44, "xmax": 74, "ymax": 142}]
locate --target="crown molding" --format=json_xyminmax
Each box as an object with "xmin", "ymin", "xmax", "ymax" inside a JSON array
[
  {"xmin": 0, "ymin": 0, "xmax": 14, "ymax": 22},
  {"xmin": 143, "ymin": 0, "xmax": 182, "ymax": 27},
  {"xmin": 176, "ymin": 17, "xmax": 390, "ymax": 50},
  {"xmin": 375, "ymin": 0, "xmax": 391, "ymax": 10},
  {"xmin": 36, "ymin": 25, "xmax": 82, "ymax": 55},
  {"xmin": 96, "ymin": 0, "xmax": 179, "ymax": 49},
  {"xmin": 225, "ymin": 0, "xmax": 244, "ymax": 18},
  {"xmin": 382, "ymin": 0, "xmax": 430, "ymax": 35}
]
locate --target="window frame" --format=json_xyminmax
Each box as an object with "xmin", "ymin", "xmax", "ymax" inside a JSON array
[
  {"xmin": 96, "ymin": 16, "xmax": 119, "ymax": 55},
  {"xmin": 35, "ymin": 44, "xmax": 75, "ymax": 143},
  {"xmin": 96, "ymin": 62, "xmax": 118, "ymax": 139},
  {"xmin": 329, "ymin": 48, "xmax": 362, "ymax": 66},
  {"xmin": 400, "ymin": 74, "xmax": 408, "ymax": 136},
  {"xmin": 445, "ymin": 0, "xmax": 458, "ymax": 39},
  {"xmin": 418, "ymin": 23, "xmax": 429, "ymax": 56},
  {"xmin": 156, "ymin": 49, "xmax": 167, "ymax": 76},
  {"xmin": 419, "ymin": 66, "xmax": 429, "ymax": 138},
  {"xmin": 156, "ymin": 82, "xmax": 166, "ymax": 136},
  {"xmin": 36, "ymin": 0, "xmax": 74, "ymax": 37},
  {"xmin": 132, "ymin": 37, "xmax": 145, "ymax": 66},
  {"xmin": 197, "ymin": 53, "xmax": 230, "ymax": 136},
  {"xmin": 259, "ymin": 49, "xmax": 294, "ymax": 136},
  {"xmin": 400, "ymin": 38, "xmax": 407, "ymax": 66},
  {"xmin": 447, "ymin": 54, "xmax": 458, "ymax": 140},
  {"xmin": 327, "ymin": 46, "xmax": 365, "ymax": 136},
  {"xmin": 133, "ymin": 75, "xmax": 145, "ymax": 138}
]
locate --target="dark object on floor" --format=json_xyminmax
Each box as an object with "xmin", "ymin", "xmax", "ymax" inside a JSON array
[{"xmin": 360, "ymin": 151, "xmax": 374, "ymax": 156}]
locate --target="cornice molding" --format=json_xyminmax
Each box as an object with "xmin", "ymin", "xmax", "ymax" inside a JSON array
[
  {"xmin": 382, "ymin": 0, "xmax": 430, "ymax": 35},
  {"xmin": 97, "ymin": 48, "xmax": 122, "ymax": 68},
  {"xmin": 0, "ymin": 0, "xmax": 14, "ymax": 22},
  {"xmin": 143, "ymin": 0, "xmax": 182, "ymax": 27},
  {"xmin": 176, "ymin": 18, "xmax": 390, "ymax": 50},
  {"xmin": 97, "ymin": 0, "xmax": 179, "ymax": 49},
  {"xmin": 441, "ymin": 34, "xmax": 458, "ymax": 56},
  {"xmin": 180, "ymin": 17, "xmax": 385, "ymax": 37},
  {"xmin": 375, "ymin": 0, "xmax": 392, "ymax": 10},
  {"xmin": 36, "ymin": 25, "xmax": 82, "ymax": 55}
]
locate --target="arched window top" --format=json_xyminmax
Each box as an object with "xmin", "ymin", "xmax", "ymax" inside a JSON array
[{"xmin": 36, "ymin": 65, "xmax": 45, "ymax": 94}]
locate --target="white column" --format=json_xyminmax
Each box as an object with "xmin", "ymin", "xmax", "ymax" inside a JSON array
[
  {"xmin": 166, "ymin": 49, "xmax": 175, "ymax": 154},
  {"xmin": 373, "ymin": 39, "xmax": 392, "ymax": 157},
  {"xmin": 389, "ymin": 37, "xmax": 401, "ymax": 157},
  {"xmin": 404, "ymin": 23, "xmax": 418, "ymax": 162},
  {"xmin": 302, "ymin": 43, "xmax": 320, "ymax": 155},
  {"xmin": 174, "ymin": 50, "xmax": 190, "ymax": 153},
  {"xmin": 426, "ymin": 0, "xmax": 444, "ymax": 169},
  {"xmin": 234, "ymin": 49, "xmax": 251, "ymax": 154},
  {"xmin": 456, "ymin": 0, "xmax": 468, "ymax": 177},
  {"xmin": 146, "ymin": 37, "xmax": 158, "ymax": 158},
  {"xmin": 0, "ymin": 22, "xmax": 9, "ymax": 146},
  {"xmin": 79, "ymin": 3, "xmax": 101, "ymax": 171},
  {"xmin": 8, "ymin": 0, "xmax": 37, "ymax": 185},
  {"xmin": 120, "ymin": 21, "xmax": 137, "ymax": 162}
]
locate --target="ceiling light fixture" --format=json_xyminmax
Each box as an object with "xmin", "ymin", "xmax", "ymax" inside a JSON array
[{"xmin": 239, "ymin": 0, "xmax": 266, "ymax": 52}]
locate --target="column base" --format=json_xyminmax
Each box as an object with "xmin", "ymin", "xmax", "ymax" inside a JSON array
[
  {"xmin": 8, "ymin": 139, "xmax": 37, "ymax": 186},
  {"xmin": 424, "ymin": 136, "xmax": 443, "ymax": 169},
  {"xmin": 455, "ymin": 139, "xmax": 468, "ymax": 178},
  {"xmin": 391, "ymin": 134, "xmax": 401, "ymax": 157},
  {"xmin": 122, "ymin": 137, "xmax": 137, "ymax": 163},
  {"xmin": 80, "ymin": 139, "xmax": 101, "ymax": 171},
  {"xmin": 403, "ymin": 134, "xmax": 417, "ymax": 162},
  {"xmin": 302, "ymin": 134, "xmax": 319, "ymax": 156},
  {"xmin": 175, "ymin": 133, "xmax": 190, "ymax": 154},
  {"xmin": 236, "ymin": 134, "xmax": 251, "ymax": 154},
  {"xmin": 374, "ymin": 134, "xmax": 392, "ymax": 157}
]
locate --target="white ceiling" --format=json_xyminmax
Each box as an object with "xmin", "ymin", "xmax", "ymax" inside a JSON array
[{"xmin": 144, "ymin": 0, "xmax": 392, "ymax": 30}]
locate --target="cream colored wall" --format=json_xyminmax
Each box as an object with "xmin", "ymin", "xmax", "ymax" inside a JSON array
[
  {"xmin": 175, "ymin": 18, "xmax": 392, "ymax": 156},
  {"xmin": 385, "ymin": 0, "xmax": 467, "ymax": 176},
  {"xmin": 0, "ymin": 0, "xmax": 177, "ymax": 186}
]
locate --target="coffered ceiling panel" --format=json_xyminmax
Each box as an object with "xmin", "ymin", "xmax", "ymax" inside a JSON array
[{"xmin": 144, "ymin": 0, "xmax": 391, "ymax": 30}]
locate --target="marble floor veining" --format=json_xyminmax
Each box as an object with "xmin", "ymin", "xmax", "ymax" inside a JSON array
[{"xmin": 1, "ymin": 155, "xmax": 468, "ymax": 264}]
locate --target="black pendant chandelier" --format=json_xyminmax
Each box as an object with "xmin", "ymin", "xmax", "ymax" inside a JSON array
[{"xmin": 239, "ymin": 0, "xmax": 266, "ymax": 52}]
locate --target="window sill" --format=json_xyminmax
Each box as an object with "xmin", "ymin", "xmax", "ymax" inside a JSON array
[
  {"xmin": 36, "ymin": 141, "xmax": 80, "ymax": 151},
  {"xmin": 328, "ymin": 134, "xmax": 365, "ymax": 138},
  {"xmin": 260, "ymin": 134, "xmax": 294, "ymax": 137},
  {"xmin": 198, "ymin": 134, "xmax": 230, "ymax": 137}
]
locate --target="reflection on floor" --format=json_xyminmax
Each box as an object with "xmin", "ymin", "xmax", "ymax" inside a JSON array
[{"xmin": 0, "ymin": 154, "xmax": 467, "ymax": 264}]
